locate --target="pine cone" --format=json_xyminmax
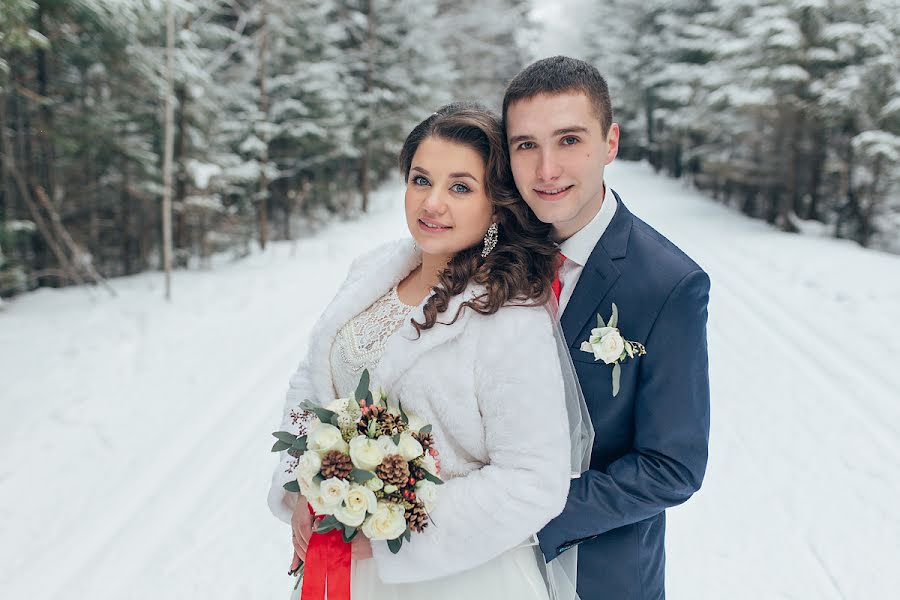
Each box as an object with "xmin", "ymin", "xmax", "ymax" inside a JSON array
[
  {"xmin": 376, "ymin": 454, "xmax": 410, "ymax": 486},
  {"xmin": 406, "ymin": 501, "xmax": 430, "ymax": 533},
  {"xmin": 376, "ymin": 412, "xmax": 403, "ymax": 437},
  {"xmin": 413, "ymin": 431, "xmax": 434, "ymax": 451},
  {"xmin": 320, "ymin": 450, "xmax": 353, "ymax": 480}
]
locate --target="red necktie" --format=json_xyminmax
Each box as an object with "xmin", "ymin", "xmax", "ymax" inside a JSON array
[{"xmin": 552, "ymin": 252, "xmax": 567, "ymax": 302}]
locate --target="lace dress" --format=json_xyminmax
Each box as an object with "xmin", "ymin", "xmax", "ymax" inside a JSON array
[{"xmin": 290, "ymin": 286, "xmax": 551, "ymax": 600}]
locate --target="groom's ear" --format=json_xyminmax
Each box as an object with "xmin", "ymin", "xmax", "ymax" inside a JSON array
[{"xmin": 605, "ymin": 123, "xmax": 621, "ymax": 164}]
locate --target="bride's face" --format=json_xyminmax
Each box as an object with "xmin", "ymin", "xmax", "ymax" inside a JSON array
[{"xmin": 404, "ymin": 137, "xmax": 494, "ymax": 259}]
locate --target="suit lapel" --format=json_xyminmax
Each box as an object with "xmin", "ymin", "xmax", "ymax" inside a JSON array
[{"xmin": 560, "ymin": 191, "xmax": 633, "ymax": 346}]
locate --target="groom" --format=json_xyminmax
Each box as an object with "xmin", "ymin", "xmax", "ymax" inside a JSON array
[{"xmin": 503, "ymin": 56, "xmax": 711, "ymax": 599}]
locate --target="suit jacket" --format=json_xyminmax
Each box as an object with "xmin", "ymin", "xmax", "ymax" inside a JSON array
[
  {"xmin": 268, "ymin": 238, "xmax": 572, "ymax": 584},
  {"xmin": 538, "ymin": 192, "xmax": 711, "ymax": 600}
]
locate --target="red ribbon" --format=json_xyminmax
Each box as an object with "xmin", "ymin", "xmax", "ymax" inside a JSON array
[{"xmin": 300, "ymin": 505, "xmax": 352, "ymax": 600}]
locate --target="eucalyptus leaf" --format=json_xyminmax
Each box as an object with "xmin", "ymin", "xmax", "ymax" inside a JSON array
[
  {"xmin": 608, "ymin": 303, "xmax": 619, "ymax": 329},
  {"xmin": 292, "ymin": 435, "xmax": 308, "ymax": 451},
  {"xmin": 421, "ymin": 470, "xmax": 444, "ymax": 485},
  {"xmin": 313, "ymin": 474, "xmax": 324, "ymax": 484},
  {"xmin": 387, "ymin": 537, "xmax": 403, "ymax": 554},
  {"xmin": 367, "ymin": 419, "xmax": 377, "ymax": 438},
  {"xmin": 355, "ymin": 370, "xmax": 371, "ymax": 406},
  {"xmin": 343, "ymin": 526, "xmax": 358, "ymax": 543},
  {"xmin": 315, "ymin": 515, "xmax": 339, "ymax": 533},
  {"xmin": 283, "ymin": 480, "xmax": 301, "ymax": 493},
  {"xmin": 612, "ymin": 362, "xmax": 621, "ymax": 397},
  {"xmin": 271, "ymin": 440, "xmax": 292, "ymax": 453},
  {"xmin": 403, "ymin": 527, "xmax": 411, "ymax": 542},
  {"xmin": 597, "ymin": 313, "xmax": 604, "ymax": 329},
  {"xmin": 350, "ymin": 469, "xmax": 375, "ymax": 483},
  {"xmin": 366, "ymin": 391, "xmax": 374, "ymax": 407},
  {"xmin": 272, "ymin": 431, "xmax": 297, "ymax": 443},
  {"xmin": 418, "ymin": 424, "xmax": 432, "ymax": 434},
  {"xmin": 392, "ymin": 433, "xmax": 401, "ymax": 445},
  {"xmin": 398, "ymin": 401, "xmax": 409, "ymax": 425},
  {"xmin": 300, "ymin": 401, "xmax": 337, "ymax": 425}
]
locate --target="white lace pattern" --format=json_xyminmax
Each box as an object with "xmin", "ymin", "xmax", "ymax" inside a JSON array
[{"xmin": 330, "ymin": 286, "xmax": 416, "ymax": 398}]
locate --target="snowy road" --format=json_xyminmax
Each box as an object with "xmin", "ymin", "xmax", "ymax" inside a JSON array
[{"xmin": 2, "ymin": 162, "xmax": 898, "ymax": 599}]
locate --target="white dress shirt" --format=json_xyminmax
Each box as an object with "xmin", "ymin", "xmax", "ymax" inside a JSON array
[{"xmin": 558, "ymin": 185, "xmax": 617, "ymax": 314}]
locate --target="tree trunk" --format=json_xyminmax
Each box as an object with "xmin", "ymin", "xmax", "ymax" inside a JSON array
[
  {"xmin": 257, "ymin": 0, "xmax": 270, "ymax": 249},
  {"xmin": 162, "ymin": 0, "xmax": 175, "ymax": 299},
  {"xmin": 360, "ymin": 0, "xmax": 375, "ymax": 213}
]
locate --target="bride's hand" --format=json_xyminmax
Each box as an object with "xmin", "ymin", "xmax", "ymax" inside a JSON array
[
  {"xmin": 291, "ymin": 495, "xmax": 314, "ymax": 561},
  {"xmin": 351, "ymin": 532, "xmax": 373, "ymax": 560}
]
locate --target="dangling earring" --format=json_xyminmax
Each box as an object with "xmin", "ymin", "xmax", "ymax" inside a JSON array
[{"xmin": 481, "ymin": 222, "xmax": 498, "ymax": 258}]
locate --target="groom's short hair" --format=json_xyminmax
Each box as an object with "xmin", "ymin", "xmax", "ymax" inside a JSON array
[{"xmin": 502, "ymin": 56, "xmax": 613, "ymax": 136}]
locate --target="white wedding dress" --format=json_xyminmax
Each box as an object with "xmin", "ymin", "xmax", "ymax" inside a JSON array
[{"xmin": 290, "ymin": 285, "xmax": 550, "ymax": 600}]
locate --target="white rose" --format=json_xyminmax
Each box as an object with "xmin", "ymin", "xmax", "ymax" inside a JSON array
[
  {"xmin": 345, "ymin": 484, "xmax": 378, "ymax": 514},
  {"xmin": 361, "ymin": 501, "xmax": 408, "ymax": 540},
  {"xmin": 397, "ymin": 431, "xmax": 424, "ymax": 461},
  {"xmin": 305, "ymin": 482, "xmax": 333, "ymax": 516},
  {"xmin": 365, "ymin": 476, "xmax": 384, "ymax": 492},
  {"xmin": 349, "ymin": 436, "xmax": 386, "ymax": 471},
  {"xmin": 335, "ymin": 504, "xmax": 367, "ymax": 528},
  {"xmin": 295, "ymin": 451, "xmax": 322, "ymax": 494},
  {"xmin": 296, "ymin": 451, "xmax": 321, "ymax": 479},
  {"xmin": 326, "ymin": 397, "xmax": 350, "ymax": 413},
  {"xmin": 595, "ymin": 329, "xmax": 625, "ymax": 364},
  {"xmin": 307, "ymin": 422, "xmax": 348, "ymax": 455},
  {"xmin": 415, "ymin": 480, "xmax": 438, "ymax": 512},
  {"xmin": 319, "ymin": 477, "xmax": 350, "ymax": 508},
  {"xmin": 420, "ymin": 453, "xmax": 438, "ymax": 475},
  {"xmin": 376, "ymin": 435, "xmax": 399, "ymax": 455}
]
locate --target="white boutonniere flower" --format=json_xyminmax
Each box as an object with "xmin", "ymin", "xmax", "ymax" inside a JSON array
[{"xmin": 580, "ymin": 303, "xmax": 647, "ymax": 397}]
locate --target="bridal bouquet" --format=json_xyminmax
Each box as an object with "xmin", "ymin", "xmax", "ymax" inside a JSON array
[{"xmin": 272, "ymin": 369, "xmax": 443, "ymax": 557}]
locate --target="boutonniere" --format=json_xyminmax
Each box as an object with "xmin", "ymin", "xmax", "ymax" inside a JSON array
[{"xmin": 580, "ymin": 303, "xmax": 647, "ymax": 397}]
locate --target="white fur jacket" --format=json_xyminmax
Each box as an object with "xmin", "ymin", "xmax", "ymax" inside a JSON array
[{"xmin": 268, "ymin": 238, "xmax": 570, "ymax": 584}]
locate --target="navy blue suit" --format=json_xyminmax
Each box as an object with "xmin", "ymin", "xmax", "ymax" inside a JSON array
[{"xmin": 538, "ymin": 192, "xmax": 711, "ymax": 600}]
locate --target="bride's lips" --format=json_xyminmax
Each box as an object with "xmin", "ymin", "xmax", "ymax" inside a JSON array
[
  {"xmin": 534, "ymin": 185, "xmax": 574, "ymax": 202},
  {"xmin": 418, "ymin": 217, "xmax": 452, "ymax": 233}
]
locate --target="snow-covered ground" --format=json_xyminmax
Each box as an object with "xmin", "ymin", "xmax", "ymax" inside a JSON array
[{"xmin": 1, "ymin": 162, "xmax": 898, "ymax": 599}]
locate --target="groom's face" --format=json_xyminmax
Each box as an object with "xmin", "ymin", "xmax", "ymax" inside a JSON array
[{"xmin": 506, "ymin": 91, "xmax": 619, "ymax": 241}]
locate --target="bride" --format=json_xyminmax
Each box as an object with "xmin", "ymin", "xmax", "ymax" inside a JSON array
[{"xmin": 268, "ymin": 102, "xmax": 589, "ymax": 599}]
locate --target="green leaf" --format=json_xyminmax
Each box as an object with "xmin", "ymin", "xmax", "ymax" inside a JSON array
[
  {"xmin": 300, "ymin": 400, "xmax": 337, "ymax": 424},
  {"xmin": 271, "ymin": 440, "xmax": 292, "ymax": 452},
  {"xmin": 612, "ymin": 362, "xmax": 621, "ymax": 397},
  {"xmin": 313, "ymin": 474, "xmax": 324, "ymax": 484},
  {"xmin": 392, "ymin": 433, "xmax": 401, "ymax": 445},
  {"xmin": 330, "ymin": 413, "xmax": 341, "ymax": 427},
  {"xmin": 421, "ymin": 470, "xmax": 444, "ymax": 485},
  {"xmin": 387, "ymin": 537, "xmax": 403, "ymax": 554},
  {"xmin": 292, "ymin": 436, "xmax": 308, "ymax": 451},
  {"xmin": 403, "ymin": 527, "xmax": 411, "ymax": 542},
  {"xmin": 272, "ymin": 431, "xmax": 297, "ymax": 443},
  {"xmin": 608, "ymin": 303, "xmax": 619, "ymax": 329},
  {"xmin": 398, "ymin": 401, "xmax": 409, "ymax": 425},
  {"xmin": 350, "ymin": 469, "xmax": 375, "ymax": 483},
  {"xmin": 355, "ymin": 370, "xmax": 371, "ymax": 406},
  {"xmin": 315, "ymin": 515, "xmax": 339, "ymax": 534},
  {"xmin": 367, "ymin": 419, "xmax": 377, "ymax": 438},
  {"xmin": 418, "ymin": 424, "xmax": 432, "ymax": 434},
  {"xmin": 366, "ymin": 391, "xmax": 374, "ymax": 407},
  {"xmin": 343, "ymin": 526, "xmax": 358, "ymax": 543},
  {"xmin": 283, "ymin": 480, "xmax": 301, "ymax": 493},
  {"xmin": 597, "ymin": 313, "xmax": 604, "ymax": 329}
]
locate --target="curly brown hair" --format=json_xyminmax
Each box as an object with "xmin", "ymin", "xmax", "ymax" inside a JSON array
[{"xmin": 398, "ymin": 102, "xmax": 559, "ymax": 336}]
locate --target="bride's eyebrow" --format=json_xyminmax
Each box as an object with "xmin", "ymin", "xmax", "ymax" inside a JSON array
[{"xmin": 449, "ymin": 172, "xmax": 478, "ymax": 182}]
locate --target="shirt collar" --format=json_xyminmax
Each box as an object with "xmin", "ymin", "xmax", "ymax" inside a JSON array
[{"xmin": 559, "ymin": 184, "xmax": 617, "ymax": 267}]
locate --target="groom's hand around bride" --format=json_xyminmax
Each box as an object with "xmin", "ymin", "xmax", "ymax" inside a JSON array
[{"xmin": 291, "ymin": 495, "xmax": 373, "ymax": 561}]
